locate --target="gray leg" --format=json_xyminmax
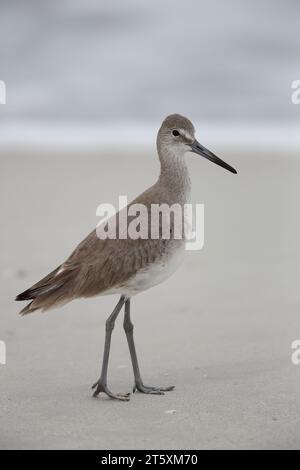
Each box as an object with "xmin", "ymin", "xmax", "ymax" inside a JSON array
[
  {"xmin": 123, "ymin": 298, "xmax": 174, "ymax": 395},
  {"xmin": 92, "ymin": 295, "xmax": 130, "ymax": 401}
]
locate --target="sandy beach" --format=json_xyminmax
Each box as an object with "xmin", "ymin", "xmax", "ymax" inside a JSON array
[{"xmin": 1, "ymin": 143, "xmax": 300, "ymax": 449}]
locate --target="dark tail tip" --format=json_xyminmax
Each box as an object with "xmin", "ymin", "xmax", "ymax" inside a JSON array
[{"xmin": 15, "ymin": 290, "xmax": 33, "ymax": 301}]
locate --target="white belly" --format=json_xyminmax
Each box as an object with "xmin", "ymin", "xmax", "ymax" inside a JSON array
[{"xmin": 115, "ymin": 241, "xmax": 185, "ymax": 297}]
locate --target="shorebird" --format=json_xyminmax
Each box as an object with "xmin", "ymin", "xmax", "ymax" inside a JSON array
[{"xmin": 16, "ymin": 114, "xmax": 237, "ymax": 401}]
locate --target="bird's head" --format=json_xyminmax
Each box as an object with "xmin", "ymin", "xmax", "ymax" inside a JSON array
[{"xmin": 157, "ymin": 113, "xmax": 237, "ymax": 174}]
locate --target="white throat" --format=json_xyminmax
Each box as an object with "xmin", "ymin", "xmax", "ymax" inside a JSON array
[{"xmin": 158, "ymin": 145, "xmax": 191, "ymax": 203}]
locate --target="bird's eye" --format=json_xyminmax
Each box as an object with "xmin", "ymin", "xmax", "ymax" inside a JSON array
[{"xmin": 172, "ymin": 130, "xmax": 180, "ymax": 137}]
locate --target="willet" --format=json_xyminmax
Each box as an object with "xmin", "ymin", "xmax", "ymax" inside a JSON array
[{"xmin": 16, "ymin": 114, "xmax": 237, "ymax": 401}]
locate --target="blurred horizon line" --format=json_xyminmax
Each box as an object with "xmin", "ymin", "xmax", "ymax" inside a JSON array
[{"xmin": 0, "ymin": 120, "xmax": 299, "ymax": 149}]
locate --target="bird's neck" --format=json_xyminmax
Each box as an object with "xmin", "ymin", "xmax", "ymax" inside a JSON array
[{"xmin": 158, "ymin": 148, "xmax": 191, "ymax": 204}]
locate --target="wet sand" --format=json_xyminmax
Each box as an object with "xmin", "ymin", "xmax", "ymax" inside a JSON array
[{"xmin": 1, "ymin": 144, "xmax": 300, "ymax": 449}]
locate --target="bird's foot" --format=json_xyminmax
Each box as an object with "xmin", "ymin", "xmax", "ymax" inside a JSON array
[
  {"xmin": 134, "ymin": 382, "xmax": 175, "ymax": 395},
  {"xmin": 91, "ymin": 380, "xmax": 130, "ymax": 401}
]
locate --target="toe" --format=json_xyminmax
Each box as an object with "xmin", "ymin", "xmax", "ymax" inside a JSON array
[
  {"xmin": 91, "ymin": 380, "xmax": 130, "ymax": 401},
  {"xmin": 135, "ymin": 383, "xmax": 174, "ymax": 394},
  {"xmin": 159, "ymin": 385, "xmax": 175, "ymax": 392},
  {"xmin": 136, "ymin": 384, "xmax": 164, "ymax": 395},
  {"xmin": 148, "ymin": 389, "xmax": 165, "ymax": 395},
  {"xmin": 115, "ymin": 394, "xmax": 131, "ymax": 401}
]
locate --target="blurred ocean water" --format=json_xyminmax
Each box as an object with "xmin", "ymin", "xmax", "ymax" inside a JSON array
[{"xmin": 0, "ymin": 0, "xmax": 299, "ymax": 127}]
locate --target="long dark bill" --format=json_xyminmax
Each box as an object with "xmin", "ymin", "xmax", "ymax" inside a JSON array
[{"xmin": 190, "ymin": 140, "xmax": 237, "ymax": 174}]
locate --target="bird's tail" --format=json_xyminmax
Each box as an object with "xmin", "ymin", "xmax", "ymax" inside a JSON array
[{"xmin": 15, "ymin": 266, "xmax": 74, "ymax": 315}]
